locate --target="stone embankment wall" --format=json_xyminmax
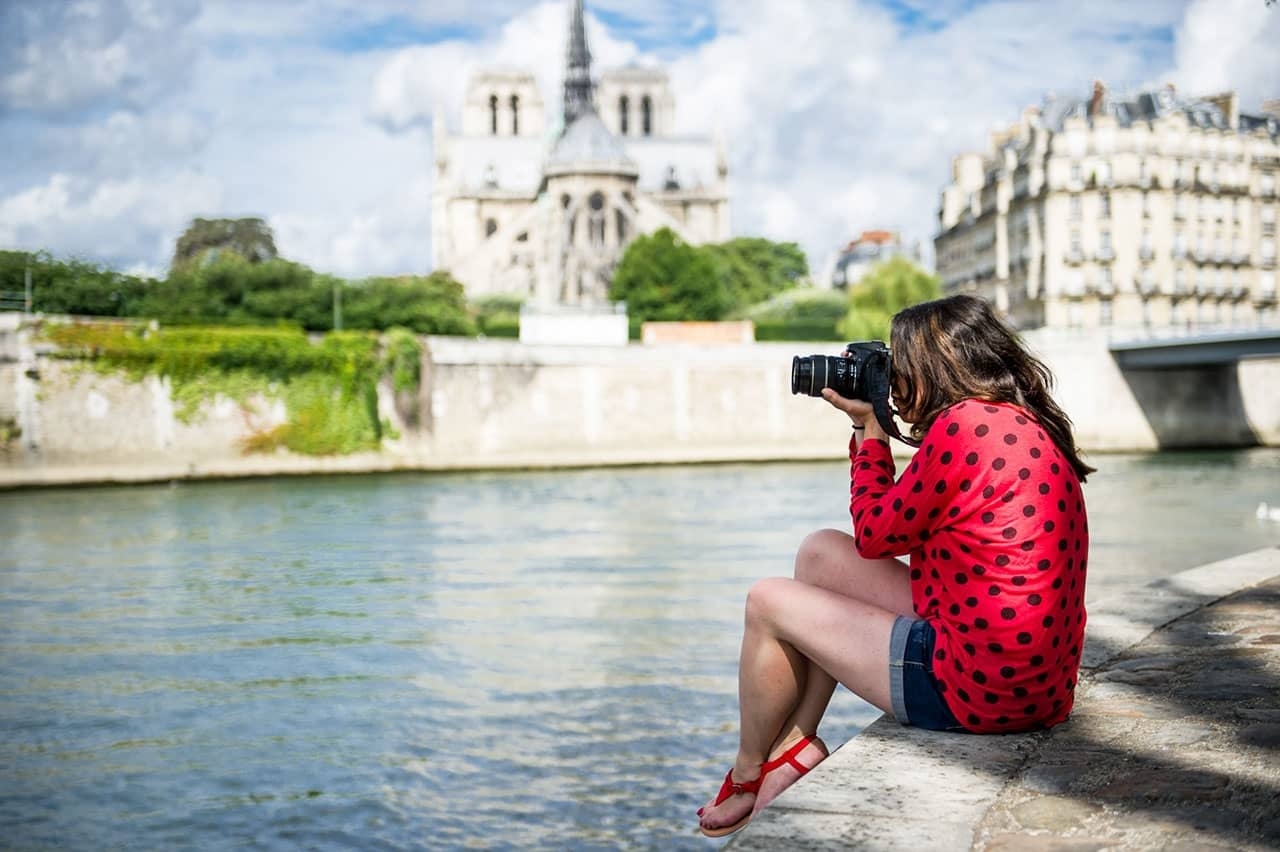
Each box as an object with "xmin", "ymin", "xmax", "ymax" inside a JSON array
[{"xmin": 0, "ymin": 316, "xmax": 1277, "ymax": 488}]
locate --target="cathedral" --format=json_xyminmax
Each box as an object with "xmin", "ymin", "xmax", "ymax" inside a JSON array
[{"xmin": 430, "ymin": 0, "xmax": 731, "ymax": 309}]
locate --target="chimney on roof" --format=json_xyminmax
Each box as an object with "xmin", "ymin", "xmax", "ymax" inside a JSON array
[{"xmin": 1089, "ymin": 80, "xmax": 1106, "ymax": 117}]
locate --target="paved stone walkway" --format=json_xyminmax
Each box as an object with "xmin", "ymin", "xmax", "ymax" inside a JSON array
[{"xmin": 730, "ymin": 548, "xmax": 1280, "ymax": 851}]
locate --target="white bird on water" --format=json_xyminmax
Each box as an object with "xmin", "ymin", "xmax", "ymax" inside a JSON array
[{"xmin": 1257, "ymin": 502, "xmax": 1280, "ymax": 522}]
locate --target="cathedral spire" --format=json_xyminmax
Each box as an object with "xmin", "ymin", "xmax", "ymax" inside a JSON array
[{"xmin": 562, "ymin": 0, "xmax": 595, "ymax": 127}]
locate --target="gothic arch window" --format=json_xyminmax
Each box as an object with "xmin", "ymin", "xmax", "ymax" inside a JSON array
[
  {"xmin": 619, "ymin": 95, "xmax": 630, "ymax": 135},
  {"xmin": 485, "ymin": 218, "xmax": 498, "ymax": 238},
  {"xmin": 510, "ymin": 94, "xmax": 520, "ymax": 135},
  {"xmin": 588, "ymin": 191, "xmax": 606, "ymax": 247},
  {"xmin": 616, "ymin": 209, "xmax": 627, "ymax": 243},
  {"xmin": 641, "ymin": 95, "xmax": 653, "ymax": 136},
  {"xmin": 489, "ymin": 94, "xmax": 498, "ymax": 135}
]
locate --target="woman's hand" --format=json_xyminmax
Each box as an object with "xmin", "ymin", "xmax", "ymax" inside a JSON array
[{"xmin": 821, "ymin": 389, "xmax": 889, "ymax": 443}]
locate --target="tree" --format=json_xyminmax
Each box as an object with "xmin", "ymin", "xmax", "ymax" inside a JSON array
[
  {"xmin": 0, "ymin": 250, "xmax": 149, "ymax": 317},
  {"xmin": 837, "ymin": 256, "xmax": 941, "ymax": 342},
  {"xmin": 609, "ymin": 227, "xmax": 732, "ymax": 333},
  {"xmin": 339, "ymin": 272, "xmax": 476, "ymax": 335},
  {"xmin": 705, "ymin": 237, "xmax": 808, "ymax": 311},
  {"xmin": 171, "ymin": 217, "xmax": 278, "ymax": 272}
]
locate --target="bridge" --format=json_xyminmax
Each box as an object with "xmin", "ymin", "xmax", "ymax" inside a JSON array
[{"xmin": 1108, "ymin": 326, "xmax": 1280, "ymax": 368}]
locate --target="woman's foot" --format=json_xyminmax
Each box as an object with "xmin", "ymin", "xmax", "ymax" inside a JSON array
[
  {"xmin": 697, "ymin": 765, "xmax": 761, "ymax": 837},
  {"xmin": 752, "ymin": 733, "xmax": 828, "ymax": 815}
]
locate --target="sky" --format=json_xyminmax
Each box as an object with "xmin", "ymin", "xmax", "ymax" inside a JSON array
[{"xmin": 1, "ymin": 0, "xmax": 1278, "ymax": 281}]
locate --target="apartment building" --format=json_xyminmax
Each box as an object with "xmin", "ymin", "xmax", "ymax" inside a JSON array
[{"xmin": 935, "ymin": 83, "xmax": 1279, "ymax": 330}]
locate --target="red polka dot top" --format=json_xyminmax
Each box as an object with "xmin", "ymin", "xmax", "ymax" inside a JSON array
[{"xmin": 849, "ymin": 399, "xmax": 1088, "ymax": 733}]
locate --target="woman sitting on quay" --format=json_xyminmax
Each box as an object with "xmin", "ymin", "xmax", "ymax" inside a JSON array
[{"xmin": 698, "ymin": 294, "xmax": 1095, "ymax": 838}]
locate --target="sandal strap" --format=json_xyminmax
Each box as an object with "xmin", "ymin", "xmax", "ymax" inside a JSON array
[
  {"xmin": 761, "ymin": 733, "xmax": 819, "ymax": 776},
  {"xmin": 712, "ymin": 768, "xmax": 762, "ymax": 806}
]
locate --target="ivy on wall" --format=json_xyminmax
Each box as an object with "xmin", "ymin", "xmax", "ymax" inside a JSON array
[{"xmin": 39, "ymin": 322, "xmax": 422, "ymax": 456}]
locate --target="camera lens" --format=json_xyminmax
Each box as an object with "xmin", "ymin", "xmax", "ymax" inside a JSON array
[
  {"xmin": 791, "ymin": 355, "xmax": 831, "ymax": 397},
  {"xmin": 791, "ymin": 354, "xmax": 866, "ymax": 398}
]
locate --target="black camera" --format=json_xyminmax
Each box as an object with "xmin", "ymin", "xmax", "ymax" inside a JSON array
[{"xmin": 790, "ymin": 341, "xmax": 891, "ymax": 401}]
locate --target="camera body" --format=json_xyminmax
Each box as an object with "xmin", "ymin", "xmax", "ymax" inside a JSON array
[{"xmin": 790, "ymin": 341, "xmax": 891, "ymax": 401}]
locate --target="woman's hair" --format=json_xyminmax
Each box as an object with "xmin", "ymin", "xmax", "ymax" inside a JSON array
[{"xmin": 890, "ymin": 294, "xmax": 1095, "ymax": 481}]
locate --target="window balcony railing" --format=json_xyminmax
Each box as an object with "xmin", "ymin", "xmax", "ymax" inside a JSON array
[
  {"xmin": 1094, "ymin": 247, "xmax": 1115, "ymax": 263},
  {"xmin": 1139, "ymin": 246, "xmax": 1154, "ymax": 261},
  {"xmin": 1065, "ymin": 248, "xmax": 1085, "ymax": 265}
]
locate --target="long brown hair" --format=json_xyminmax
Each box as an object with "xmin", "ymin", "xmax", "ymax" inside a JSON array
[{"xmin": 890, "ymin": 294, "xmax": 1095, "ymax": 482}]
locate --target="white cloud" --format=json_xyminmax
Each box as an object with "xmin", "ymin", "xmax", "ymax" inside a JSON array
[
  {"xmin": 0, "ymin": 172, "xmax": 223, "ymax": 271},
  {"xmin": 1171, "ymin": 0, "xmax": 1280, "ymax": 110},
  {"xmin": 0, "ymin": 0, "xmax": 201, "ymax": 115}
]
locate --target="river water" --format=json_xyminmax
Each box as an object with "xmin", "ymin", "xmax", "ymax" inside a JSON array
[{"xmin": 2, "ymin": 449, "xmax": 1279, "ymax": 850}]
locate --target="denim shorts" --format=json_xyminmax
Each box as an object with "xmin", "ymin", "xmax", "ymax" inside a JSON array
[{"xmin": 888, "ymin": 616, "xmax": 966, "ymax": 732}]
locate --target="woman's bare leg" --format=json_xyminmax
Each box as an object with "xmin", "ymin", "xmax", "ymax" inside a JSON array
[
  {"xmin": 772, "ymin": 529, "xmax": 913, "ymax": 747},
  {"xmin": 699, "ymin": 530, "xmax": 913, "ymax": 833}
]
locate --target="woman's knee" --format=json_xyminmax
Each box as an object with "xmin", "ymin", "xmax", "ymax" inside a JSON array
[
  {"xmin": 794, "ymin": 528, "xmax": 855, "ymax": 583},
  {"xmin": 744, "ymin": 576, "xmax": 793, "ymax": 628}
]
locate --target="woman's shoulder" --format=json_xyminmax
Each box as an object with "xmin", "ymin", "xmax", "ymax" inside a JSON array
[{"xmin": 928, "ymin": 399, "xmax": 1037, "ymax": 437}]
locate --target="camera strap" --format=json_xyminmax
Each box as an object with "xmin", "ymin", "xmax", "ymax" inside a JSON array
[{"xmin": 868, "ymin": 360, "xmax": 921, "ymax": 449}]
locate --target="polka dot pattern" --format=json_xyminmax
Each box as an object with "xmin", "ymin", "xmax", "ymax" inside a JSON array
[{"xmin": 849, "ymin": 399, "xmax": 1088, "ymax": 733}]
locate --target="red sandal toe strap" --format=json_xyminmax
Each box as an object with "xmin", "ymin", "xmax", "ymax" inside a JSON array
[{"xmin": 712, "ymin": 768, "xmax": 762, "ymax": 806}]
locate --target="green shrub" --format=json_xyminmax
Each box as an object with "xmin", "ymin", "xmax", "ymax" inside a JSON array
[{"xmin": 38, "ymin": 322, "xmax": 414, "ymax": 456}]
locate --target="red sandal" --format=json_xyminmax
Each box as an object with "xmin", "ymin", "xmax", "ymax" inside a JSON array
[
  {"xmin": 697, "ymin": 769, "xmax": 763, "ymax": 838},
  {"xmin": 697, "ymin": 734, "xmax": 825, "ymax": 838}
]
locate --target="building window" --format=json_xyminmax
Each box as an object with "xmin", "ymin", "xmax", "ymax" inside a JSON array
[
  {"xmin": 616, "ymin": 209, "xmax": 627, "ymax": 243},
  {"xmin": 588, "ymin": 191, "xmax": 606, "ymax": 247},
  {"xmin": 489, "ymin": 94, "xmax": 499, "ymax": 135},
  {"xmin": 510, "ymin": 94, "xmax": 520, "ymax": 134},
  {"xmin": 1099, "ymin": 299, "xmax": 1113, "ymax": 326},
  {"xmin": 1099, "ymin": 230, "xmax": 1112, "ymax": 257},
  {"xmin": 485, "ymin": 218, "xmax": 497, "ymax": 238},
  {"xmin": 1070, "ymin": 196, "xmax": 1082, "ymax": 222},
  {"xmin": 1141, "ymin": 191, "xmax": 1150, "ymax": 218},
  {"xmin": 1099, "ymin": 191, "xmax": 1111, "ymax": 219},
  {"xmin": 641, "ymin": 95, "xmax": 653, "ymax": 136},
  {"xmin": 619, "ymin": 95, "xmax": 629, "ymax": 135},
  {"xmin": 1070, "ymin": 163, "xmax": 1082, "ymax": 185},
  {"xmin": 1095, "ymin": 162, "xmax": 1111, "ymax": 185}
]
